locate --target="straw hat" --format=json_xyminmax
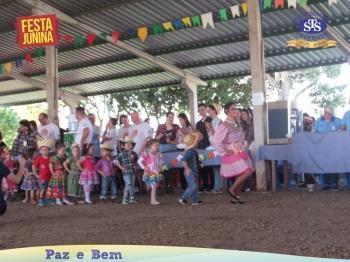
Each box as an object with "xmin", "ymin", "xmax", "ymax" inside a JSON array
[
  {"xmin": 37, "ymin": 139, "xmax": 53, "ymax": 149},
  {"xmin": 100, "ymin": 143, "xmax": 112, "ymax": 151},
  {"xmin": 212, "ymin": 103, "xmax": 222, "ymax": 115},
  {"xmin": 71, "ymin": 143, "xmax": 80, "ymax": 150},
  {"xmin": 183, "ymin": 132, "xmax": 201, "ymax": 149},
  {"xmin": 122, "ymin": 136, "xmax": 135, "ymax": 144}
]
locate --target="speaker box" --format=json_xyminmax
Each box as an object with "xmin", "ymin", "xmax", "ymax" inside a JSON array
[{"xmin": 267, "ymin": 100, "xmax": 290, "ymax": 144}]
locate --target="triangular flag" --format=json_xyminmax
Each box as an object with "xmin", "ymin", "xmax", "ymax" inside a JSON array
[
  {"xmin": 15, "ymin": 59, "xmax": 23, "ymax": 68},
  {"xmin": 182, "ymin": 17, "xmax": 192, "ymax": 27},
  {"xmin": 34, "ymin": 48, "xmax": 43, "ymax": 59},
  {"xmin": 172, "ymin": 19, "xmax": 183, "ymax": 29},
  {"xmin": 4, "ymin": 62, "xmax": 12, "ymax": 73},
  {"xmin": 201, "ymin": 12, "xmax": 215, "ymax": 29},
  {"xmin": 138, "ymin": 27, "xmax": 148, "ymax": 42},
  {"xmin": 86, "ymin": 33, "xmax": 96, "ymax": 46},
  {"xmin": 241, "ymin": 3, "xmax": 248, "ymax": 16},
  {"xmin": 288, "ymin": 0, "xmax": 297, "ymax": 7},
  {"xmin": 163, "ymin": 21, "xmax": 174, "ymax": 31},
  {"xmin": 75, "ymin": 34, "xmax": 84, "ymax": 48},
  {"xmin": 0, "ymin": 64, "xmax": 3, "ymax": 74},
  {"xmin": 263, "ymin": 0, "xmax": 272, "ymax": 9},
  {"xmin": 275, "ymin": 0, "xmax": 285, "ymax": 8},
  {"xmin": 100, "ymin": 32, "xmax": 108, "ymax": 40},
  {"xmin": 297, "ymin": 0, "xmax": 308, "ymax": 6},
  {"xmin": 111, "ymin": 31, "xmax": 120, "ymax": 44},
  {"xmin": 63, "ymin": 35, "xmax": 74, "ymax": 43},
  {"xmin": 152, "ymin": 24, "xmax": 163, "ymax": 35},
  {"xmin": 230, "ymin": 5, "xmax": 241, "ymax": 18},
  {"xmin": 127, "ymin": 28, "xmax": 136, "ymax": 36},
  {"xmin": 218, "ymin": 8, "xmax": 228, "ymax": 22},
  {"xmin": 24, "ymin": 54, "xmax": 33, "ymax": 64},
  {"xmin": 191, "ymin": 15, "xmax": 201, "ymax": 27},
  {"xmin": 328, "ymin": 0, "xmax": 337, "ymax": 5}
]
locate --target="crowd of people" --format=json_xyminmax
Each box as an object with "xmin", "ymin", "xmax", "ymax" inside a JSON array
[{"xmin": 0, "ymin": 102, "xmax": 256, "ymax": 214}]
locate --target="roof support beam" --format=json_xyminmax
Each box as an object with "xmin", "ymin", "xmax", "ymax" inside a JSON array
[{"xmin": 22, "ymin": 0, "xmax": 207, "ymax": 87}]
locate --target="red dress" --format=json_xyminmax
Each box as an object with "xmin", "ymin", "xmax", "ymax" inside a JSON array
[{"xmin": 2, "ymin": 160, "xmax": 18, "ymax": 193}]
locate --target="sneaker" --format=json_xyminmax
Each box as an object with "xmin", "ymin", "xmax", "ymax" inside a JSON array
[
  {"xmin": 150, "ymin": 201, "xmax": 160, "ymax": 206},
  {"xmin": 56, "ymin": 199, "xmax": 63, "ymax": 206},
  {"xmin": 212, "ymin": 190, "xmax": 223, "ymax": 194},
  {"xmin": 22, "ymin": 199, "xmax": 28, "ymax": 204},
  {"xmin": 178, "ymin": 199, "xmax": 187, "ymax": 205},
  {"xmin": 84, "ymin": 200, "xmax": 93, "ymax": 204},
  {"xmin": 63, "ymin": 199, "xmax": 74, "ymax": 206},
  {"xmin": 45, "ymin": 199, "xmax": 54, "ymax": 206},
  {"xmin": 100, "ymin": 196, "xmax": 107, "ymax": 200},
  {"xmin": 129, "ymin": 198, "xmax": 137, "ymax": 204},
  {"xmin": 77, "ymin": 200, "xmax": 85, "ymax": 204},
  {"xmin": 192, "ymin": 201, "xmax": 202, "ymax": 206},
  {"xmin": 111, "ymin": 196, "xmax": 117, "ymax": 200},
  {"xmin": 122, "ymin": 199, "xmax": 129, "ymax": 205},
  {"xmin": 38, "ymin": 199, "xmax": 46, "ymax": 207}
]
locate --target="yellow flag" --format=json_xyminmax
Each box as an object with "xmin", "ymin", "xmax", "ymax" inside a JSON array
[
  {"xmin": 163, "ymin": 21, "xmax": 174, "ymax": 31},
  {"xmin": 182, "ymin": 17, "xmax": 192, "ymax": 27},
  {"xmin": 241, "ymin": 3, "xmax": 248, "ymax": 16},
  {"xmin": 4, "ymin": 62, "xmax": 12, "ymax": 72},
  {"xmin": 138, "ymin": 27, "xmax": 148, "ymax": 42}
]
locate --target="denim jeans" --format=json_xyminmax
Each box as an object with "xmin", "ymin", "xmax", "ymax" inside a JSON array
[
  {"xmin": 100, "ymin": 176, "xmax": 117, "ymax": 198},
  {"xmin": 123, "ymin": 174, "xmax": 135, "ymax": 200},
  {"xmin": 182, "ymin": 171, "xmax": 199, "ymax": 203},
  {"xmin": 213, "ymin": 167, "xmax": 222, "ymax": 192}
]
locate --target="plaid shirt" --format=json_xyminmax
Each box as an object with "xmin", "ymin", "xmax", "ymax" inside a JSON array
[
  {"xmin": 117, "ymin": 150, "xmax": 138, "ymax": 176},
  {"xmin": 12, "ymin": 131, "xmax": 37, "ymax": 157}
]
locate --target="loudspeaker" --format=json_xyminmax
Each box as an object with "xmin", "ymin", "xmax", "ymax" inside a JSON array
[{"xmin": 267, "ymin": 100, "xmax": 290, "ymax": 144}]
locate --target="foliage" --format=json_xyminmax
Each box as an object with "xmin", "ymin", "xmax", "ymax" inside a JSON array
[{"xmin": 0, "ymin": 107, "xmax": 20, "ymax": 147}]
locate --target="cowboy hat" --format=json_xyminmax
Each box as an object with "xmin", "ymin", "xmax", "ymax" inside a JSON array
[
  {"xmin": 37, "ymin": 139, "xmax": 53, "ymax": 149},
  {"xmin": 122, "ymin": 136, "xmax": 135, "ymax": 144},
  {"xmin": 100, "ymin": 143, "xmax": 112, "ymax": 151},
  {"xmin": 183, "ymin": 132, "xmax": 201, "ymax": 149}
]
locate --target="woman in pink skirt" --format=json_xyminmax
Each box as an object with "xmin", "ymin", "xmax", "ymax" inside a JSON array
[{"xmin": 213, "ymin": 101, "xmax": 254, "ymax": 204}]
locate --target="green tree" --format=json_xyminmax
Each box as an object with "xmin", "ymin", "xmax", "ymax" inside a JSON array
[{"xmin": 0, "ymin": 107, "xmax": 20, "ymax": 146}]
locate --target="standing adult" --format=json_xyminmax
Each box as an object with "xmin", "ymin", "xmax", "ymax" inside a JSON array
[
  {"xmin": 88, "ymin": 113, "xmax": 101, "ymax": 160},
  {"xmin": 196, "ymin": 103, "xmax": 214, "ymax": 193},
  {"xmin": 341, "ymin": 99, "xmax": 350, "ymax": 131},
  {"xmin": 241, "ymin": 109, "xmax": 254, "ymax": 146},
  {"xmin": 213, "ymin": 102, "xmax": 254, "ymax": 204},
  {"xmin": 102, "ymin": 117, "xmax": 118, "ymax": 156},
  {"xmin": 12, "ymin": 120, "xmax": 37, "ymax": 159},
  {"xmin": 117, "ymin": 115, "xmax": 132, "ymax": 148},
  {"xmin": 38, "ymin": 113, "xmax": 60, "ymax": 151},
  {"xmin": 208, "ymin": 104, "xmax": 222, "ymax": 129},
  {"xmin": 75, "ymin": 107, "xmax": 93, "ymax": 154}
]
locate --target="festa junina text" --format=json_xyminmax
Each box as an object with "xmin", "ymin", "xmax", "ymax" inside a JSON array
[{"xmin": 17, "ymin": 14, "xmax": 59, "ymax": 48}]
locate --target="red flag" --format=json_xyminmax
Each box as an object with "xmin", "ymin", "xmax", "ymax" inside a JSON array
[
  {"xmin": 63, "ymin": 35, "xmax": 74, "ymax": 43},
  {"xmin": 275, "ymin": 0, "xmax": 285, "ymax": 8},
  {"xmin": 170, "ymin": 159, "xmax": 178, "ymax": 167},
  {"xmin": 24, "ymin": 54, "xmax": 33, "ymax": 63},
  {"xmin": 208, "ymin": 151, "xmax": 215, "ymax": 159},
  {"xmin": 86, "ymin": 33, "xmax": 96, "ymax": 46},
  {"xmin": 112, "ymin": 31, "xmax": 120, "ymax": 45}
]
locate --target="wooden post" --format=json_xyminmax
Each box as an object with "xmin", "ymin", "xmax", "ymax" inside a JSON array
[
  {"xmin": 182, "ymin": 78, "xmax": 198, "ymax": 126},
  {"xmin": 46, "ymin": 46, "xmax": 59, "ymax": 123},
  {"xmin": 248, "ymin": 0, "xmax": 268, "ymax": 191}
]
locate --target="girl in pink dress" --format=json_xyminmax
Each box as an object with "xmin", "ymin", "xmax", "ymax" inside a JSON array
[
  {"xmin": 138, "ymin": 139, "xmax": 164, "ymax": 205},
  {"xmin": 213, "ymin": 101, "xmax": 254, "ymax": 204},
  {"xmin": 77, "ymin": 144, "xmax": 99, "ymax": 204},
  {"xmin": 1, "ymin": 149, "xmax": 18, "ymax": 201}
]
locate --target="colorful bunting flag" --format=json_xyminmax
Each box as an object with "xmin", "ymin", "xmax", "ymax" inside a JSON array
[
  {"xmin": 275, "ymin": 0, "xmax": 285, "ymax": 8},
  {"xmin": 288, "ymin": 0, "xmax": 297, "ymax": 8},
  {"xmin": 24, "ymin": 54, "xmax": 33, "ymax": 63},
  {"xmin": 163, "ymin": 21, "xmax": 175, "ymax": 31},
  {"xmin": 138, "ymin": 27, "xmax": 148, "ymax": 42},
  {"xmin": 207, "ymin": 151, "xmax": 216, "ymax": 159},
  {"xmin": 63, "ymin": 35, "xmax": 74, "ymax": 43},
  {"xmin": 100, "ymin": 32, "xmax": 108, "ymax": 41},
  {"xmin": 86, "ymin": 33, "xmax": 96, "ymax": 46},
  {"xmin": 230, "ymin": 5, "xmax": 241, "ymax": 18},
  {"xmin": 152, "ymin": 24, "xmax": 163, "ymax": 35},
  {"xmin": 34, "ymin": 48, "xmax": 43, "ymax": 59},
  {"xmin": 0, "ymin": 64, "xmax": 3, "ymax": 74},
  {"xmin": 111, "ymin": 31, "xmax": 120, "ymax": 44},
  {"xmin": 75, "ymin": 34, "xmax": 84, "ymax": 48},
  {"xmin": 191, "ymin": 15, "xmax": 201, "ymax": 27},
  {"xmin": 241, "ymin": 3, "xmax": 248, "ymax": 16},
  {"xmin": 201, "ymin": 12, "xmax": 215, "ymax": 29},
  {"xmin": 182, "ymin": 17, "xmax": 192, "ymax": 27},
  {"xmin": 15, "ymin": 58, "xmax": 23, "ymax": 68},
  {"xmin": 4, "ymin": 62, "xmax": 12, "ymax": 73},
  {"xmin": 172, "ymin": 19, "xmax": 183, "ymax": 29},
  {"xmin": 297, "ymin": 0, "xmax": 308, "ymax": 6},
  {"xmin": 263, "ymin": 0, "xmax": 272, "ymax": 9},
  {"xmin": 218, "ymin": 8, "xmax": 229, "ymax": 22},
  {"xmin": 170, "ymin": 159, "xmax": 178, "ymax": 167},
  {"xmin": 328, "ymin": 0, "xmax": 337, "ymax": 5},
  {"xmin": 127, "ymin": 28, "xmax": 136, "ymax": 36}
]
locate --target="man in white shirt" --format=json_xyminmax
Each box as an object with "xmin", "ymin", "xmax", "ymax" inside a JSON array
[
  {"xmin": 75, "ymin": 107, "xmax": 93, "ymax": 151},
  {"xmin": 129, "ymin": 111, "xmax": 152, "ymax": 156},
  {"xmin": 88, "ymin": 113, "xmax": 101, "ymax": 159},
  {"xmin": 38, "ymin": 113, "xmax": 60, "ymax": 151},
  {"xmin": 102, "ymin": 117, "xmax": 118, "ymax": 156}
]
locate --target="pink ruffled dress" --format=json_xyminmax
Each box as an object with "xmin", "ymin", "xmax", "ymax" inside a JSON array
[
  {"xmin": 79, "ymin": 156, "xmax": 99, "ymax": 186},
  {"xmin": 213, "ymin": 120, "xmax": 254, "ymax": 178}
]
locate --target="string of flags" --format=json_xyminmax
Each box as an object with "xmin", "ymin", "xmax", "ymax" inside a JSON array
[{"xmin": 0, "ymin": 0, "xmax": 339, "ymax": 75}]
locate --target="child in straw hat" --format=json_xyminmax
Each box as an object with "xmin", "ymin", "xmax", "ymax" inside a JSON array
[
  {"xmin": 96, "ymin": 143, "xmax": 117, "ymax": 201},
  {"xmin": 178, "ymin": 132, "xmax": 202, "ymax": 206},
  {"xmin": 33, "ymin": 139, "xmax": 53, "ymax": 207}
]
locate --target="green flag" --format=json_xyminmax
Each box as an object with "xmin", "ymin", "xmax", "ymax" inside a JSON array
[
  {"xmin": 152, "ymin": 24, "xmax": 163, "ymax": 35},
  {"xmin": 191, "ymin": 15, "xmax": 201, "ymax": 27},
  {"xmin": 263, "ymin": 0, "xmax": 272, "ymax": 9},
  {"xmin": 75, "ymin": 34, "xmax": 84, "ymax": 48},
  {"xmin": 218, "ymin": 8, "xmax": 228, "ymax": 22},
  {"xmin": 0, "ymin": 64, "xmax": 3, "ymax": 74},
  {"xmin": 34, "ymin": 48, "xmax": 43, "ymax": 59},
  {"xmin": 100, "ymin": 32, "xmax": 108, "ymax": 41},
  {"xmin": 297, "ymin": 0, "xmax": 308, "ymax": 5}
]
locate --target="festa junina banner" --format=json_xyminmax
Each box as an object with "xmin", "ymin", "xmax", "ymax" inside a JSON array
[
  {"xmin": 286, "ymin": 39, "xmax": 337, "ymax": 48},
  {"xmin": 16, "ymin": 14, "xmax": 59, "ymax": 48},
  {"xmin": 0, "ymin": 245, "xmax": 347, "ymax": 262}
]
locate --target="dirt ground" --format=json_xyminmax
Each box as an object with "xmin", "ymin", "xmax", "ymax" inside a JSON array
[{"xmin": 0, "ymin": 190, "xmax": 349, "ymax": 259}]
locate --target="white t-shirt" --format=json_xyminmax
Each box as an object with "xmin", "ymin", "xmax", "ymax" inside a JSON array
[
  {"xmin": 117, "ymin": 125, "xmax": 132, "ymax": 141},
  {"xmin": 129, "ymin": 122, "xmax": 152, "ymax": 155},
  {"xmin": 38, "ymin": 122, "xmax": 60, "ymax": 141},
  {"xmin": 75, "ymin": 117, "xmax": 93, "ymax": 146},
  {"xmin": 105, "ymin": 127, "xmax": 118, "ymax": 154}
]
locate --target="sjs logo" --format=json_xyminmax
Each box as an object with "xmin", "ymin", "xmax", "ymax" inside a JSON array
[{"xmin": 298, "ymin": 17, "xmax": 327, "ymax": 34}]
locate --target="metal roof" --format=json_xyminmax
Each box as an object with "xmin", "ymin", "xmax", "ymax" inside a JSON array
[{"xmin": 0, "ymin": 0, "xmax": 349, "ymax": 106}]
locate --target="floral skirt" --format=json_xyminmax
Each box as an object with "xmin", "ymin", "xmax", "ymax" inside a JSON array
[
  {"xmin": 46, "ymin": 170, "xmax": 66, "ymax": 199},
  {"xmin": 67, "ymin": 171, "xmax": 83, "ymax": 197},
  {"xmin": 2, "ymin": 178, "xmax": 18, "ymax": 193},
  {"xmin": 220, "ymin": 151, "xmax": 254, "ymax": 178},
  {"xmin": 79, "ymin": 170, "xmax": 99, "ymax": 186},
  {"xmin": 21, "ymin": 174, "xmax": 39, "ymax": 191},
  {"xmin": 142, "ymin": 172, "xmax": 164, "ymax": 188}
]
